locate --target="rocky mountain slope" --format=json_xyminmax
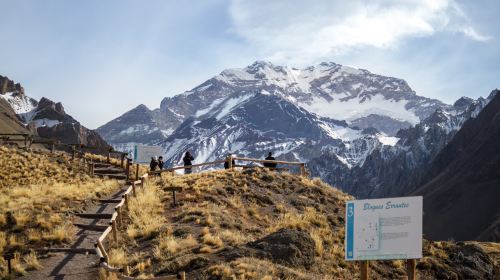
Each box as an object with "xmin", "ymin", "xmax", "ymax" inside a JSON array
[
  {"xmin": 0, "ymin": 75, "xmax": 110, "ymax": 151},
  {"xmin": 309, "ymin": 91, "xmax": 495, "ymax": 199},
  {"xmin": 160, "ymin": 92, "xmax": 395, "ymax": 168},
  {"xmin": 97, "ymin": 61, "xmax": 448, "ymax": 149},
  {"xmin": 411, "ymin": 91, "xmax": 500, "ymax": 242}
]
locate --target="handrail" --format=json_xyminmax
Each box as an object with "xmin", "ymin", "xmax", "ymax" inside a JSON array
[
  {"xmin": 150, "ymin": 157, "xmax": 307, "ymax": 176},
  {"xmin": 94, "ymin": 172, "xmax": 185, "ymax": 280},
  {"xmin": 233, "ymin": 156, "xmax": 304, "ymax": 166},
  {"xmin": 149, "ymin": 160, "xmax": 227, "ymax": 174}
]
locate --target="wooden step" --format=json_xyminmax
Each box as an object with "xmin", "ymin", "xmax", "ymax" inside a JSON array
[
  {"xmin": 93, "ymin": 163, "xmax": 115, "ymax": 168},
  {"xmin": 44, "ymin": 247, "xmax": 96, "ymax": 254},
  {"xmin": 95, "ymin": 173, "xmax": 127, "ymax": 180},
  {"xmin": 94, "ymin": 168, "xmax": 125, "ymax": 174},
  {"xmin": 74, "ymin": 213, "xmax": 113, "ymax": 219},
  {"xmin": 98, "ymin": 199, "xmax": 122, "ymax": 203},
  {"xmin": 73, "ymin": 223, "xmax": 109, "ymax": 231}
]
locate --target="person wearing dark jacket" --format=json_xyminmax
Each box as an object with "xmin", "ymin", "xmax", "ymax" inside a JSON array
[
  {"xmin": 264, "ymin": 152, "xmax": 277, "ymax": 169},
  {"xmin": 183, "ymin": 152, "xmax": 194, "ymax": 174},
  {"xmin": 158, "ymin": 156, "xmax": 164, "ymax": 170},
  {"xmin": 224, "ymin": 153, "xmax": 236, "ymax": 169},
  {"xmin": 150, "ymin": 156, "xmax": 159, "ymax": 171}
]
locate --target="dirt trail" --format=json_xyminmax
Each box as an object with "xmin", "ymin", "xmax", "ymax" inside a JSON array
[{"xmin": 20, "ymin": 185, "xmax": 128, "ymax": 280}]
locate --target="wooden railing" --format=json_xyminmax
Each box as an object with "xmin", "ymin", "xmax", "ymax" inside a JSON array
[
  {"xmin": 93, "ymin": 174, "xmax": 186, "ymax": 280},
  {"xmin": 150, "ymin": 155, "xmax": 308, "ymax": 177}
]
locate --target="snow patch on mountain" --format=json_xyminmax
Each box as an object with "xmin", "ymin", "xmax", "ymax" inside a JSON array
[
  {"xmin": 0, "ymin": 92, "xmax": 36, "ymax": 114},
  {"xmin": 33, "ymin": 118, "xmax": 60, "ymax": 128},
  {"xmin": 378, "ymin": 135, "xmax": 399, "ymax": 146},
  {"xmin": 302, "ymin": 94, "xmax": 420, "ymax": 124},
  {"xmin": 215, "ymin": 94, "xmax": 254, "ymax": 119}
]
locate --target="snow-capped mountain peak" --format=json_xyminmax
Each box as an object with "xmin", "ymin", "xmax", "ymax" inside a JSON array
[{"xmin": 98, "ymin": 61, "xmax": 451, "ymax": 164}]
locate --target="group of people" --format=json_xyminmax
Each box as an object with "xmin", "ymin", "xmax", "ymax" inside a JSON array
[
  {"xmin": 150, "ymin": 151, "xmax": 279, "ymax": 174},
  {"xmin": 149, "ymin": 156, "xmax": 164, "ymax": 171},
  {"xmin": 224, "ymin": 151, "xmax": 277, "ymax": 169}
]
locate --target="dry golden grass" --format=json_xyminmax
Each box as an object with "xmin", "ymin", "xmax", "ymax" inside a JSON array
[
  {"xmin": 126, "ymin": 181, "xmax": 166, "ymax": 239},
  {"xmin": 0, "ymin": 146, "xmax": 121, "ymax": 277},
  {"xmin": 105, "ymin": 169, "xmax": 499, "ymax": 279},
  {"xmin": 23, "ymin": 250, "xmax": 42, "ymax": 271}
]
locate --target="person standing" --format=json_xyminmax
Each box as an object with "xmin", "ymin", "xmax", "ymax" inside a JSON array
[
  {"xmin": 150, "ymin": 156, "xmax": 159, "ymax": 171},
  {"xmin": 264, "ymin": 152, "xmax": 277, "ymax": 169},
  {"xmin": 158, "ymin": 156, "xmax": 165, "ymax": 170},
  {"xmin": 183, "ymin": 151, "xmax": 194, "ymax": 174}
]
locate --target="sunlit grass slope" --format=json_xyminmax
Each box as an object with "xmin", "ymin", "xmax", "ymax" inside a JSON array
[
  {"xmin": 106, "ymin": 168, "xmax": 500, "ymax": 280},
  {"xmin": 0, "ymin": 146, "xmax": 120, "ymax": 278}
]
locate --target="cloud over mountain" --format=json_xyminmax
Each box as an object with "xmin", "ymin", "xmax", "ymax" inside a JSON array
[{"xmin": 228, "ymin": 0, "xmax": 491, "ymax": 63}]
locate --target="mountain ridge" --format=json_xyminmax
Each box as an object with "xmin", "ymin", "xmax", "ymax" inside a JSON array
[{"xmin": 0, "ymin": 75, "xmax": 111, "ymax": 151}]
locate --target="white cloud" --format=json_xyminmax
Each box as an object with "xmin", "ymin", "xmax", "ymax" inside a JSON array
[{"xmin": 228, "ymin": 0, "xmax": 491, "ymax": 64}]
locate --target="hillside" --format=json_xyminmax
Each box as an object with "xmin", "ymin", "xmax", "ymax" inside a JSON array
[
  {"xmin": 0, "ymin": 75, "xmax": 111, "ymax": 152},
  {"xmin": 0, "ymin": 146, "xmax": 120, "ymax": 278},
  {"xmin": 0, "ymin": 97, "xmax": 30, "ymax": 135},
  {"xmin": 412, "ymin": 89, "xmax": 500, "ymax": 242},
  {"xmin": 102, "ymin": 169, "xmax": 499, "ymax": 280}
]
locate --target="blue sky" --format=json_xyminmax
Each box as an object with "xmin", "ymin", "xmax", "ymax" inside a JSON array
[{"xmin": 0, "ymin": 0, "xmax": 498, "ymax": 128}]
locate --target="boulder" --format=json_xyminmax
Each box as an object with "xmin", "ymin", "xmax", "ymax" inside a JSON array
[{"xmin": 250, "ymin": 228, "xmax": 315, "ymax": 268}]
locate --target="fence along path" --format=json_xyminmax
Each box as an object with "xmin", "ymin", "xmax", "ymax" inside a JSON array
[
  {"xmin": 95, "ymin": 155, "xmax": 308, "ymax": 280},
  {"xmin": 14, "ymin": 154, "xmax": 129, "ymax": 280}
]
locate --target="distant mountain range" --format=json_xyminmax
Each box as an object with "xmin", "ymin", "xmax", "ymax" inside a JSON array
[
  {"xmin": 97, "ymin": 61, "xmax": 448, "ymax": 163},
  {"xmin": 0, "ymin": 75, "xmax": 110, "ymax": 151}
]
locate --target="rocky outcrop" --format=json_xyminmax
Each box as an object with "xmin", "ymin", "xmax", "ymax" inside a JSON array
[
  {"xmin": 248, "ymin": 228, "xmax": 315, "ymax": 268},
  {"xmin": 0, "ymin": 75, "xmax": 111, "ymax": 152},
  {"xmin": 0, "ymin": 75, "xmax": 24, "ymax": 96},
  {"xmin": 222, "ymin": 228, "xmax": 316, "ymax": 269}
]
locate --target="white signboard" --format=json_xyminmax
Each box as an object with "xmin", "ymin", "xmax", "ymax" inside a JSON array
[
  {"xmin": 345, "ymin": 196, "xmax": 422, "ymax": 261},
  {"xmin": 133, "ymin": 145, "xmax": 163, "ymax": 163}
]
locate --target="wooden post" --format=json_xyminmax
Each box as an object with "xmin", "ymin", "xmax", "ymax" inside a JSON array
[
  {"xmin": 360, "ymin": 261, "xmax": 369, "ymax": 280},
  {"xmin": 180, "ymin": 271, "xmax": 186, "ymax": 280},
  {"xmin": 172, "ymin": 190, "xmax": 177, "ymax": 207},
  {"xmin": 120, "ymin": 154, "xmax": 125, "ymax": 168},
  {"xmin": 112, "ymin": 220, "xmax": 118, "ymax": 242},
  {"xmin": 407, "ymin": 259, "xmax": 416, "ymax": 280},
  {"xmin": 141, "ymin": 176, "xmax": 146, "ymax": 187},
  {"xmin": 107, "ymin": 152, "xmax": 110, "ymax": 163},
  {"xmin": 132, "ymin": 182, "xmax": 137, "ymax": 197},
  {"xmin": 135, "ymin": 163, "xmax": 139, "ymax": 181},
  {"xmin": 7, "ymin": 256, "xmax": 12, "ymax": 275},
  {"xmin": 24, "ymin": 135, "xmax": 27, "ymax": 147},
  {"xmin": 116, "ymin": 206, "xmax": 122, "ymax": 228},
  {"xmin": 300, "ymin": 163, "xmax": 306, "ymax": 177},
  {"xmin": 72, "ymin": 146, "xmax": 76, "ymax": 160},
  {"xmin": 126, "ymin": 158, "xmax": 131, "ymax": 181},
  {"xmin": 228, "ymin": 154, "xmax": 233, "ymax": 170},
  {"xmin": 124, "ymin": 194, "xmax": 129, "ymax": 210},
  {"xmin": 50, "ymin": 143, "xmax": 55, "ymax": 153}
]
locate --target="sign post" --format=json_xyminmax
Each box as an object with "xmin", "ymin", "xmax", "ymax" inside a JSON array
[
  {"xmin": 345, "ymin": 196, "xmax": 422, "ymax": 279},
  {"xmin": 133, "ymin": 145, "xmax": 163, "ymax": 163}
]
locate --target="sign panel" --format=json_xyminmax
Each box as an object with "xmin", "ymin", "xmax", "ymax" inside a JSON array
[
  {"xmin": 345, "ymin": 196, "xmax": 422, "ymax": 261},
  {"xmin": 133, "ymin": 145, "xmax": 163, "ymax": 163}
]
